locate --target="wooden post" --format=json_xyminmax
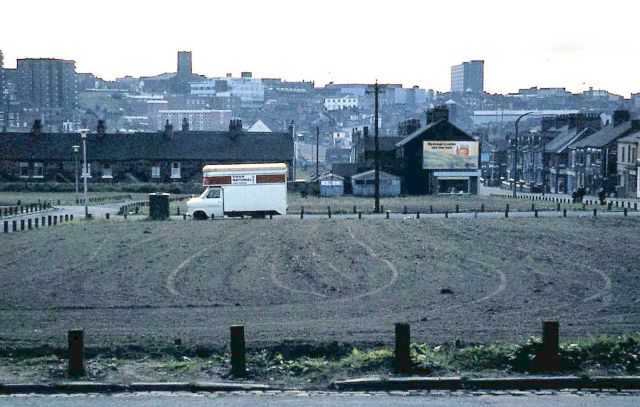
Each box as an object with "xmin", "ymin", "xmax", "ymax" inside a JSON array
[
  {"xmin": 403, "ymin": 205, "xmax": 407, "ymax": 214},
  {"xmin": 358, "ymin": 211, "xmax": 362, "ymax": 219},
  {"xmin": 380, "ymin": 204, "xmax": 384, "ymax": 213},
  {"xmin": 28, "ymin": 218, "xmax": 32, "ymax": 229},
  {"xmin": 68, "ymin": 329, "xmax": 85, "ymax": 376},
  {"xmin": 386, "ymin": 210, "xmax": 390, "ymax": 219},
  {"xmin": 395, "ymin": 323, "xmax": 411, "ymax": 374},
  {"xmin": 534, "ymin": 209, "xmax": 538, "ymax": 218},
  {"xmin": 445, "ymin": 211, "xmax": 448, "ymax": 219},
  {"xmin": 429, "ymin": 205, "xmax": 433, "ymax": 213},
  {"xmin": 53, "ymin": 216, "xmax": 57, "ymax": 225},
  {"xmin": 539, "ymin": 321, "xmax": 559, "ymax": 372},
  {"xmin": 481, "ymin": 203, "xmax": 485, "ymax": 212},
  {"xmin": 353, "ymin": 205, "xmax": 357, "ymax": 214},
  {"xmin": 531, "ymin": 203, "xmax": 535, "ymax": 211},
  {"xmin": 563, "ymin": 208, "xmax": 566, "ymax": 217},
  {"xmin": 634, "ymin": 203, "xmax": 637, "ymax": 211},
  {"xmin": 12, "ymin": 220, "xmax": 16, "ymax": 232},
  {"xmin": 70, "ymin": 215, "xmax": 73, "ymax": 221},
  {"xmin": 593, "ymin": 208, "xmax": 597, "ymax": 217},
  {"xmin": 20, "ymin": 219, "xmax": 25, "ymax": 230},
  {"xmin": 505, "ymin": 204, "xmax": 509, "ymax": 218},
  {"xmin": 556, "ymin": 202, "xmax": 560, "ymax": 211},
  {"xmin": 35, "ymin": 218, "xmax": 38, "ymax": 228},
  {"xmin": 65, "ymin": 214, "xmax": 69, "ymax": 222},
  {"xmin": 106, "ymin": 213, "xmax": 110, "ymax": 220},
  {"xmin": 300, "ymin": 206, "xmax": 304, "ymax": 219},
  {"xmin": 230, "ymin": 325, "xmax": 246, "ymax": 377},
  {"xmin": 455, "ymin": 204, "xmax": 459, "ymax": 213},
  {"xmin": 48, "ymin": 216, "xmax": 52, "ymax": 226},
  {"xmin": 3, "ymin": 221, "xmax": 7, "ymax": 233},
  {"xmin": 416, "ymin": 211, "xmax": 420, "ymax": 219},
  {"xmin": 327, "ymin": 206, "xmax": 331, "ymax": 219},
  {"xmin": 624, "ymin": 207, "xmax": 628, "ymax": 217}
]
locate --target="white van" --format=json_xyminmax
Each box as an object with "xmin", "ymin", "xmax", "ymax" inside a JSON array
[{"xmin": 187, "ymin": 163, "xmax": 287, "ymax": 219}]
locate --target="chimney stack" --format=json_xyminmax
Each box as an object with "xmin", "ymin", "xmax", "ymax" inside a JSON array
[
  {"xmin": 229, "ymin": 119, "xmax": 243, "ymax": 136},
  {"xmin": 164, "ymin": 120, "xmax": 174, "ymax": 138},
  {"xmin": 182, "ymin": 117, "xmax": 189, "ymax": 132},
  {"xmin": 97, "ymin": 120, "xmax": 106, "ymax": 137},
  {"xmin": 32, "ymin": 119, "xmax": 43, "ymax": 136},
  {"xmin": 612, "ymin": 110, "xmax": 630, "ymax": 127}
]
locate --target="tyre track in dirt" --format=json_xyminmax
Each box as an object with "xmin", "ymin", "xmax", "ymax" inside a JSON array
[
  {"xmin": 165, "ymin": 227, "xmax": 245, "ymax": 298},
  {"xmin": 268, "ymin": 223, "xmax": 328, "ymax": 300}
]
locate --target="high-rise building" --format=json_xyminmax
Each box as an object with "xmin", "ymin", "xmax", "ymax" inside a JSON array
[
  {"xmin": 16, "ymin": 58, "xmax": 77, "ymax": 110},
  {"xmin": 177, "ymin": 51, "xmax": 192, "ymax": 77},
  {"xmin": 450, "ymin": 60, "xmax": 484, "ymax": 93}
]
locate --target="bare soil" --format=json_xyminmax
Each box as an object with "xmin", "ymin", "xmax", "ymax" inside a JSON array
[{"xmin": 0, "ymin": 217, "xmax": 638, "ymax": 351}]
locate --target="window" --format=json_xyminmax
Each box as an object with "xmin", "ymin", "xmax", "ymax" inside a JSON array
[
  {"xmin": 102, "ymin": 163, "xmax": 113, "ymax": 179},
  {"xmin": 206, "ymin": 188, "xmax": 221, "ymax": 199},
  {"xmin": 33, "ymin": 162, "xmax": 44, "ymax": 178},
  {"xmin": 19, "ymin": 162, "xmax": 29, "ymax": 178},
  {"xmin": 622, "ymin": 146, "xmax": 626, "ymax": 163},
  {"xmin": 151, "ymin": 165, "xmax": 161, "ymax": 179},
  {"xmin": 171, "ymin": 162, "xmax": 181, "ymax": 179}
]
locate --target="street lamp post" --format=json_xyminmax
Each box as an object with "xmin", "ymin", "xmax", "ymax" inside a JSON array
[
  {"xmin": 72, "ymin": 145, "xmax": 80, "ymax": 204},
  {"xmin": 513, "ymin": 112, "xmax": 534, "ymax": 198},
  {"xmin": 80, "ymin": 129, "xmax": 89, "ymax": 218}
]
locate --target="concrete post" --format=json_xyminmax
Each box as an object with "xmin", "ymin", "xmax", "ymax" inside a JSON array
[
  {"xmin": 563, "ymin": 208, "xmax": 567, "ymax": 217},
  {"xmin": 68, "ymin": 329, "xmax": 85, "ymax": 376},
  {"xmin": 106, "ymin": 213, "xmax": 110, "ymax": 220},
  {"xmin": 230, "ymin": 325, "xmax": 246, "ymax": 377},
  {"xmin": 534, "ymin": 209, "xmax": 538, "ymax": 218},
  {"xmin": 12, "ymin": 220, "xmax": 16, "ymax": 232},
  {"xmin": 395, "ymin": 323, "xmax": 411, "ymax": 374}
]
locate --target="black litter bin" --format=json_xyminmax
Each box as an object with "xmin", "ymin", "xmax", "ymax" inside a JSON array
[{"xmin": 149, "ymin": 193, "xmax": 170, "ymax": 220}]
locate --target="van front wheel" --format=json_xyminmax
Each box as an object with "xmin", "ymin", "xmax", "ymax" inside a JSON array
[{"xmin": 193, "ymin": 211, "xmax": 208, "ymax": 220}]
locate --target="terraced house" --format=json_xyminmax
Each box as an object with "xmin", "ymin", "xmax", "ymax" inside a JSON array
[
  {"xmin": 0, "ymin": 119, "xmax": 294, "ymax": 183},
  {"xmin": 567, "ymin": 110, "xmax": 640, "ymax": 195}
]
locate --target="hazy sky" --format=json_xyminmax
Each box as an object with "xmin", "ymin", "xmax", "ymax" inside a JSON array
[{"xmin": 2, "ymin": 0, "xmax": 639, "ymax": 96}]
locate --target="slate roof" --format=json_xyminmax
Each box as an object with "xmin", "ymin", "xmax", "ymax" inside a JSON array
[
  {"xmin": 365, "ymin": 136, "xmax": 404, "ymax": 152},
  {"xmin": 395, "ymin": 119, "xmax": 475, "ymax": 148},
  {"xmin": 618, "ymin": 131, "xmax": 640, "ymax": 144},
  {"xmin": 570, "ymin": 121, "xmax": 635, "ymax": 149},
  {"xmin": 352, "ymin": 169, "xmax": 400, "ymax": 181},
  {"xmin": 0, "ymin": 131, "xmax": 294, "ymax": 163},
  {"xmin": 545, "ymin": 127, "xmax": 595, "ymax": 154}
]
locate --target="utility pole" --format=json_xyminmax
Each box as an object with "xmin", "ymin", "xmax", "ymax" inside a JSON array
[
  {"xmin": 366, "ymin": 81, "xmax": 384, "ymax": 213},
  {"xmin": 315, "ymin": 126, "xmax": 320, "ymax": 179},
  {"xmin": 513, "ymin": 112, "xmax": 533, "ymax": 198},
  {"xmin": 542, "ymin": 137, "xmax": 546, "ymax": 196},
  {"xmin": 373, "ymin": 81, "xmax": 381, "ymax": 213}
]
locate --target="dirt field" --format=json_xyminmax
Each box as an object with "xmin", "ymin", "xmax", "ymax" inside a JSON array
[{"xmin": 0, "ymin": 217, "xmax": 638, "ymax": 351}]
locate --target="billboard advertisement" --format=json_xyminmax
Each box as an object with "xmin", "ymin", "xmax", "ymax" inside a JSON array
[{"xmin": 423, "ymin": 141, "xmax": 479, "ymax": 169}]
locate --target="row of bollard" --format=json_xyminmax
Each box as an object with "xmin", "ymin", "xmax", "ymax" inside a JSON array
[
  {"xmin": 65, "ymin": 321, "xmax": 562, "ymax": 378},
  {"xmin": 0, "ymin": 202, "xmax": 51, "ymax": 218},
  {"xmin": 294, "ymin": 200, "xmax": 639, "ymax": 220},
  {"xmin": 76, "ymin": 194, "xmax": 133, "ymax": 205},
  {"xmin": 515, "ymin": 192, "xmax": 639, "ymax": 211},
  {"xmin": 3, "ymin": 213, "xmax": 73, "ymax": 233}
]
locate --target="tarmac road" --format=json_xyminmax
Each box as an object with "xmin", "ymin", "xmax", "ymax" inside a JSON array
[{"xmin": 1, "ymin": 391, "xmax": 639, "ymax": 406}]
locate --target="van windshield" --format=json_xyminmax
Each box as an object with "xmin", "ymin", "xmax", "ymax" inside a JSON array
[{"xmin": 206, "ymin": 188, "xmax": 221, "ymax": 199}]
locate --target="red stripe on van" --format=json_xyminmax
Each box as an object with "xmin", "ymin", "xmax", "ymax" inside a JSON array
[{"xmin": 203, "ymin": 176, "xmax": 231, "ymax": 185}]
